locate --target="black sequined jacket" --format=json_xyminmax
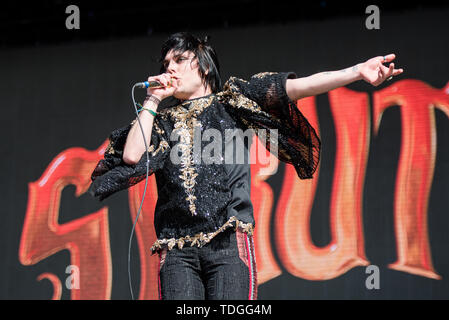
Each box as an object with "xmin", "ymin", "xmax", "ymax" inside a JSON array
[{"xmin": 88, "ymin": 72, "xmax": 320, "ymax": 254}]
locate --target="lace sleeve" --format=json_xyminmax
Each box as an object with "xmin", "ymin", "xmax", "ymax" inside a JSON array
[
  {"xmin": 88, "ymin": 116, "xmax": 171, "ymax": 201},
  {"xmin": 218, "ymin": 71, "xmax": 320, "ymax": 179}
]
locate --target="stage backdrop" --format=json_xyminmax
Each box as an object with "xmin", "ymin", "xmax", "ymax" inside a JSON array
[{"xmin": 1, "ymin": 6, "xmax": 448, "ymax": 299}]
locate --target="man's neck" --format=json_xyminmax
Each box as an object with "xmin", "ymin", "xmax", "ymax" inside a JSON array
[{"xmin": 180, "ymin": 87, "xmax": 212, "ymax": 101}]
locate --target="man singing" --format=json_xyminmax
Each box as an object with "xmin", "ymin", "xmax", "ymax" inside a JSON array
[{"xmin": 88, "ymin": 32, "xmax": 403, "ymax": 300}]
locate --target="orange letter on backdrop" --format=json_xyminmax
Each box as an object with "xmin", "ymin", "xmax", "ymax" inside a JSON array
[
  {"xmin": 275, "ymin": 91, "xmax": 370, "ymax": 280},
  {"xmin": 373, "ymin": 80, "xmax": 449, "ymax": 279},
  {"xmin": 127, "ymin": 177, "xmax": 160, "ymax": 300},
  {"xmin": 19, "ymin": 142, "xmax": 112, "ymax": 299},
  {"xmin": 250, "ymin": 136, "xmax": 281, "ymax": 284}
]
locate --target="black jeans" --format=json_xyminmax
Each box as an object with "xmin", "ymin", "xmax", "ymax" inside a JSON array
[{"xmin": 157, "ymin": 228, "xmax": 257, "ymax": 300}]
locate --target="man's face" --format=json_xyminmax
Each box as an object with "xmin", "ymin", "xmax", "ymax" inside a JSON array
[{"xmin": 162, "ymin": 49, "xmax": 205, "ymax": 100}]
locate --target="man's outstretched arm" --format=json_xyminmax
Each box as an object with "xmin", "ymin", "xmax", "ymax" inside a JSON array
[{"xmin": 286, "ymin": 53, "xmax": 404, "ymax": 101}]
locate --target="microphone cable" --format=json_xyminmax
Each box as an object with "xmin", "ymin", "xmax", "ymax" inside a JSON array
[{"xmin": 127, "ymin": 84, "xmax": 152, "ymax": 300}]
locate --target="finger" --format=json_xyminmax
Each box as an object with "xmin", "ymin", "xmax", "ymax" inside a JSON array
[
  {"xmin": 379, "ymin": 63, "xmax": 387, "ymax": 78},
  {"xmin": 382, "ymin": 53, "xmax": 396, "ymax": 63},
  {"xmin": 164, "ymin": 73, "xmax": 175, "ymax": 86},
  {"xmin": 165, "ymin": 74, "xmax": 174, "ymax": 87},
  {"xmin": 167, "ymin": 75, "xmax": 177, "ymax": 87},
  {"xmin": 160, "ymin": 74, "xmax": 169, "ymax": 87},
  {"xmin": 168, "ymin": 79, "xmax": 177, "ymax": 88},
  {"xmin": 392, "ymin": 68, "xmax": 404, "ymax": 76},
  {"xmin": 386, "ymin": 63, "xmax": 395, "ymax": 77},
  {"xmin": 148, "ymin": 75, "xmax": 164, "ymax": 86}
]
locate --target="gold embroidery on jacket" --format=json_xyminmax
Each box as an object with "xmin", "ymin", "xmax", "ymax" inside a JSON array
[
  {"xmin": 150, "ymin": 216, "xmax": 254, "ymax": 253},
  {"xmin": 151, "ymin": 120, "xmax": 169, "ymax": 156},
  {"xmin": 151, "ymin": 140, "xmax": 169, "ymax": 157},
  {"xmin": 105, "ymin": 142, "xmax": 115, "ymax": 155},
  {"xmin": 163, "ymin": 95, "xmax": 215, "ymax": 216},
  {"xmin": 217, "ymin": 76, "xmax": 277, "ymax": 119},
  {"xmin": 252, "ymin": 71, "xmax": 277, "ymax": 79},
  {"xmin": 153, "ymin": 119, "xmax": 165, "ymax": 136}
]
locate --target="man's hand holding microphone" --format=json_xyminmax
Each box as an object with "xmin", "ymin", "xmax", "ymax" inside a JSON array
[
  {"xmin": 123, "ymin": 73, "xmax": 178, "ymax": 165},
  {"xmin": 143, "ymin": 72, "xmax": 178, "ymax": 108}
]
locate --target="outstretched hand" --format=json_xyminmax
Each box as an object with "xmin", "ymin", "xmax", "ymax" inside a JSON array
[{"xmin": 359, "ymin": 53, "xmax": 404, "ymax": 86}]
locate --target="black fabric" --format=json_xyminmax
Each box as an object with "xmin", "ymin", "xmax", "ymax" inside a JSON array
[
  {"xmin": 88, "ymin": 117, "xmax": 171, "ymax": 201},
  {"xmin": 88, "ymin": 72, "xmax": 321, "ymax": 252},
  {"xmin": 218, "ymin": 71, "xmax": 321, "ymax": 179},
  {"xmin": 158, "ymin": 228, "xmax": 254, "ymax": 300}
]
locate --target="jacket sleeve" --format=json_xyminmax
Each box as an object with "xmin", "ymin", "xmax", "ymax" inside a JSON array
[
  {"xmin": 88, "ymin": 116, "xmax": 171, "ymax": 201},
  {"xmin": 217, "ymin": 71, "xmax": 320, "ymax": 179}
]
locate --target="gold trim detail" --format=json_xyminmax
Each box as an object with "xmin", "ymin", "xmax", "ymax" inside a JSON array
[
  {"xmin": 217, "ymin": 76, "xmax": 275, "ymax": 119},
  {"xmin": 151, "ymin": 140, "xmax": 169, "ymax": 157},
  {"xmin": 105, "ymin": 142, "xmax": 115, "ymax": 155},
  {"xmin": 153, "ymin": 119, "xmax": 165, "ymax": 136},
  {"xmin": 150, "ymin": 118, "xmax": 169, "ymax": 156},
  {"xmin": 150, "ymin": 216, "xmax": 254, "ymax": 254},
  {"xmin": 252, "ymin": 71, "xmax": 277, "ymax": 79},
  {"xmin": 162, "ymin": 95, "xmax": 215, "ymax": 216}
]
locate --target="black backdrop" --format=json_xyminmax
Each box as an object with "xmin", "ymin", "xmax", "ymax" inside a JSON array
[{"xmin": 1, "ymin": 4, "xmax": 448, "ymax": 299}]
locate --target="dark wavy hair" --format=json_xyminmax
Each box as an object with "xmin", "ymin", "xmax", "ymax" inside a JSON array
[{"xmin": 159, "ymin": 32, "xmax": 222, "ymax": 93}]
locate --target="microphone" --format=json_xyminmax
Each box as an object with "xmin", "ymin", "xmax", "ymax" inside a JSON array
[{"xmin": 134, "ymin": 79, "xmax": 173, "ymax": 89}]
